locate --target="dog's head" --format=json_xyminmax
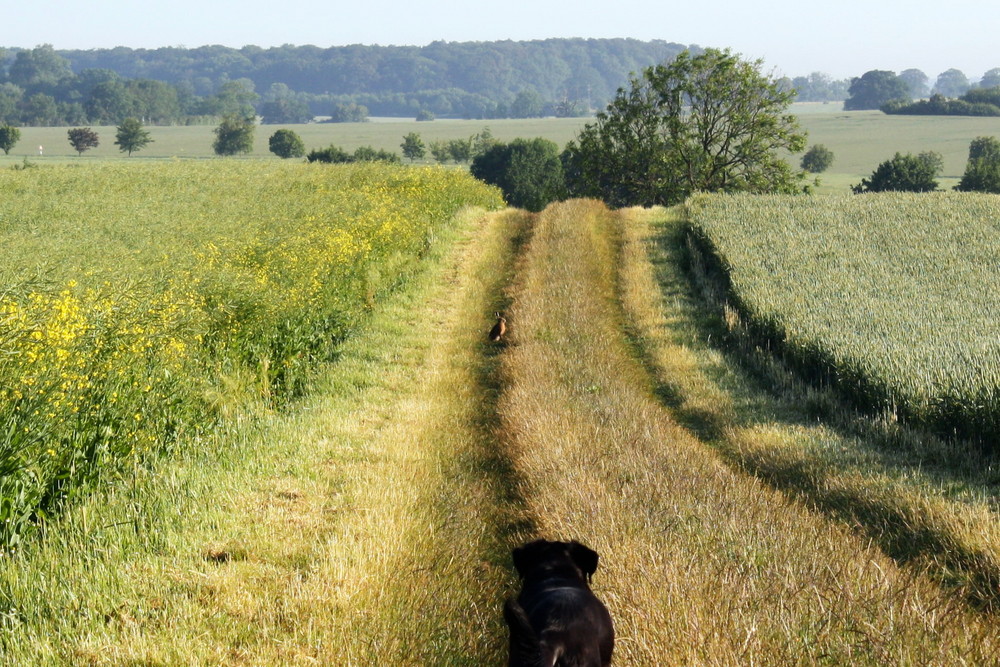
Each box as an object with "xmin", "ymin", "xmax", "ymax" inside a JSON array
[{"xmin": 511, "ymin": 539, "xmax": 600, "ymax": 584}]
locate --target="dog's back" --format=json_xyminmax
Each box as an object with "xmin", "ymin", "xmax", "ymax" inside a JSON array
[{"xmin": 504, "ymin": 540, "xmax": 614, "ymax": 667}]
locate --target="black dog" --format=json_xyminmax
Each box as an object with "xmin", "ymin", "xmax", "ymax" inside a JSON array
[{"xmin": 504, "ymin": 539, "xmax": 614, "ymax": 667}]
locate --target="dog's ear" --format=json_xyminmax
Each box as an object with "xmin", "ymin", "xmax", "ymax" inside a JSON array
[{"xmin": 567, "ymin": 541, "xmax": 600, "ymax": 581}]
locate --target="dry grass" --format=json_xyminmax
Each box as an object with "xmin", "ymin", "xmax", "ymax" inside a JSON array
[
  {"xmin": 498, "ymin": 199, "xmax": 1000, "ymax": 664},
  {"xmin": 638, "ymin": 205, "xmax": 1000, "ymax": 614}
]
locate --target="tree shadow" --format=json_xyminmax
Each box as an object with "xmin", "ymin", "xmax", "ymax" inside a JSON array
[{"xmin": 628, "ymin": 214, "xmax": 1000, "ymax": 612}]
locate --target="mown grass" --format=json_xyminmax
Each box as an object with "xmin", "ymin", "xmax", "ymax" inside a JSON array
[
  {"xmin": 499, "ymin": 198, "xmax": 1000, "ymax": 663},
  {"xmin": 0, "ymin": 203, "xmax": 529, "ymax": 664}
]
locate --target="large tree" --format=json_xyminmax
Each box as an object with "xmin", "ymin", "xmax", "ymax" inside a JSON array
[
  {"xmin": 212, "ymin": 114, "xmax": 256, "ymax": 156},
  {"xmin": 899, "ymin": 69, "xmax": 930, "ymax": 98},
  {"xmin": 980, "ymin": 68, "xmax": 1000, "ymax": 89},
  {"xmin": 933, "ymin": 69, "xmax": 971, "ymax": 98},
  {"xmin": 844, "ymin": 70, "xmax": 910, "ymax": 110},
  {"xmin": 0, "ymin": 125, "xmax": 21, "ymax": 155},
  {"xmin": 67, "ymin": 127, "xmax": 99, "ymax": 156},
  {"xmin": 563, "ymin": 48, "xmax": 805, "ymax": 207},
  {"xmin": 114, "ymin": 117, "xmax": 153, "ymax": 156}
]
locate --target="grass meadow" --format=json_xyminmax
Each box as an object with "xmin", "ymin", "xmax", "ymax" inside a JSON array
[{"xmin": 3, "ymin": 104, "xmax": 998, "ymax": 192}]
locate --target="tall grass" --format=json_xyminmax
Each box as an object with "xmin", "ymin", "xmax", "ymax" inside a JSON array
[
  {"xmin": 0, "ymin": 202, "xmax": 517, "ymax": 665},
  {"xmin": 687, "ymin": 192, "xmax": 1000, "ymax": 450},
  {"xmin": 498, "ymin": 199, "xmax": 1000, "ymax": 663},
  {"xmin": 0, "ymin": 161, "xmax": 503, "ymax": 547}
]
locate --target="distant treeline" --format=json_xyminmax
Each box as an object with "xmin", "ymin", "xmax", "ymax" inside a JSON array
[
  {"xmin": 882, "ymin": 88, "xmax": 1000, "ymax": 117},
  {"xmin": 0, "ymin": 40, "xmax": 701, "ymax": 126}
]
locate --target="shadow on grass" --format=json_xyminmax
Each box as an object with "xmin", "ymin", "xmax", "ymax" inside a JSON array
[{"xmin": 626, "ymin": 212, "xmax": 1000, "ymax": 613}]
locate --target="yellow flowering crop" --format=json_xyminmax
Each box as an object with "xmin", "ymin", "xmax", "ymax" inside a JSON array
[{"xmin": 0, "ymin": 160, "xmax": 502, "ymax": 543}]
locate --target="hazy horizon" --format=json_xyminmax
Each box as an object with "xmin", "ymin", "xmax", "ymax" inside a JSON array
[{"xmin": 7, "ymin": 0, "xmax": 999, "ymax": 81}]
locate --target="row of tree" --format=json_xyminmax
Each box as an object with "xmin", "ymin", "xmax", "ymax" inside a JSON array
[
  {"xmin": 4, "ymin": 42, "xmax": 997, "ymax": 128},
  {"xmin": 845, "ymin": 68, "xmax": 1000, "ymax": 111},
  {"xmin": 0, "ymin": 117, "xmax": 152, "ymax": 156},
  {"xmin": 0, "ymin": 41, "xmax": 693, "ymax": 126}
]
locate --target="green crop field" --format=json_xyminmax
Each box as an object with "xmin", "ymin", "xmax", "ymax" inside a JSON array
[
  {"xmin": 686, "ymin": 191, "xmax": 1000, "ymax": 447},
  {"xmin": 0, "ymin": 160, "xmax": 503, "ymax": 546}
]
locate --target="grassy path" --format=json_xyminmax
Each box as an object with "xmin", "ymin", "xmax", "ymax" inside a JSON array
[
  {"xmin": 6, "ymin": 198, "xmax": 1000, "ymax": 664},
  {"xmin": 498, "ymin": 199, "xmax": 1000, "ymax": 663}
]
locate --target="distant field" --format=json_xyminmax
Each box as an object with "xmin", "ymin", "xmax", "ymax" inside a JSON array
[
  {"xmin": 1, "ymin": 105, "xmax": 996, "ymax": 193},
  {"xmin": 794, "ymin": 108, "xmax": 999, "ymax": 184},
  {"xmin": 0, "ymin": 117, "xmax": 590, "ymax": 164}
]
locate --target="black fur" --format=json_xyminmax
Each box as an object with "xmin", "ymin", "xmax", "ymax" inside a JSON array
[{"xmin": 504, "ymin": 539, "xmax": 614, "ymax": 667}]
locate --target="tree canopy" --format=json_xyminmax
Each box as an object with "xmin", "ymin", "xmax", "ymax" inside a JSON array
[
  {"xmin": 955, "ymin": 136, "xmax": 1000, "ymax": 193},
  {"xmin": 268, "ymin": 128, "xmax": 305, "ymax": 159},
  {"xmin": 470, "ymin": 138, "xmax": 565, "ymax": 212},
  {"xmin": 563, "ymin": 48, "xmax": 806, "ymax": 207},
  {"xmin": 114, "ymin": 117, "xmax": 153, "ymax": 156},
  {"xmin": 844, "ymin": 70, "xmax": 910, "ymax": 110},
  {"xmin": 0, "ymin": 124, "xmax": 20, "ymax": 154},
  {"xmin": 933, "ymin": 69, "xmax": 970, "ymax": 97},
  {"xmin": 400, "ymin": 132, "xmax": 425, "ymax": 161},
  {"xmin": 0, "ymin": 40, "xmax": 693, "ymax": 125},
  {"xmin": 67, "ymin": 127, "xmax": 99, "ymax": 155},
  {"xmin": 212, "ymin": 115, "xmax": 255, "ymax": 156},
  {"xmin": 801, "ymin": 144, "xmax": 834, "ymax": 173}
]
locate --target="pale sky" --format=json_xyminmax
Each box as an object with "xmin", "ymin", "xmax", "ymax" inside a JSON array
[{"xmin": 7, "ymin": 0, "xmax": 999, "ymax": 81}]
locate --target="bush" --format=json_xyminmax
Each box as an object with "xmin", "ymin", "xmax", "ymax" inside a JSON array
[
  {"xmin": 956, "ymin": 136, "xmax": 1000, "ymax": 193},
  {"xmin": 268, "ymin": 129, "xmax": 306, "ymax": 159},
  {"xmin": 801, "ymin": 144, "xmax": 834, "ymax": 173},
  {"xmin": 471, "ymin": 138, "xmax": 565, "ymax": 212},
  {"xmin": 306, "ymin": 144, "xmax": 399, "ymax": 164},
  {"xmin": 853, "ymin": 152, "xmax": 942, "ymax": 193},
  {"xmin": 306, "ymin": 145, "xmax": 352, "ymax": 164}
]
